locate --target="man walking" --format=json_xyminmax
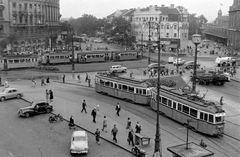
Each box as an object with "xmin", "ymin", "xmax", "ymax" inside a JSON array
[
  {"xmin": 126, "ymin": 117, "xmax": 132, "ymax": 130},
  {"xmin": 95, "ymin": 128, "xmax": 101, "ymax": 145},
  {"xmin": 128, "ymin": 129, "xmax": 134, "ymax": 146},
  {"xmin": 115, "ymin": 103, "xmax": 121, "ymax": 116},
  {"xmin": 49, "ymin": 90, "xmax": 54, "ymax": 102},
  {"xmin": 135, "ymin": 121, "xmax": 142, "ymax": 133},
  {"xmin": 220, "ymin": 96, "xmax": 224, "ymax": 106},
  {"xmin": 85, "ymin": 73, "xmax": 88, "ymax": 82},
  {"xmin": 62, "ymin": 74, "xmax": 65, "ymax": 83},
  {"xmin": 81, "ymin": 100, "xmax": 87, "ymax": 113},
  {"xmin": 102, "ymin": 116, "xmax": 107, "ymax": 132},
  {"xmin": 111, "ymin": 124, "xmax": 118, "ymax": 143},
  {"xmin": 91, "ymin": 108, "xmax": 97, "ymax": 123}
]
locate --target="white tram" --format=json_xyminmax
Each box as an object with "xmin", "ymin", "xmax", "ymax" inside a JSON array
[
  {"xmin": 95, "ymin": 72, "xmax": 152, "ymax": 105},
  {"xmin": 41, "ymin": 52, "xmax": 70, "ymax": 65},
  {"xmin": 150, "ymin": 87, "xmax": 225, "ymax": 136}
]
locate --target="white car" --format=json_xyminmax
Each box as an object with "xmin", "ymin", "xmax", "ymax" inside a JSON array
[
  {"xmin": 215, "ymin": 57, "xmax": 235, "ymax": 67},
  {"xmin": 110, "ymin": 65, "xmax": 127, "ymax": 73},
  {"xmin": 0, "ymin": 88, "xmax": 23, "ymax": 101},
  {"xmin": 223, "ymin": 72, "xmax": 231, "ymax": 81},
  {"xmin": 168, "ymin": 57, "xmax": 174, "ymax": 64},
  {"xmin": 94, "ymin": 39, "xmax": 103, "ymax": 43},
  {"xmin": 173, "ymin": 58, "xmax": 185, "ymax": 66},
  {"xmin": 70, "ymin": 131, "xmax": 89, "ymax": 155}
]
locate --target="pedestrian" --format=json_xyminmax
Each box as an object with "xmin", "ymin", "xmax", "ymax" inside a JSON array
[
  {"xmin": 128, "ymin": 129, "xmax": 134, "ymax": 146},
  {"xmin": 81, "ymin": 100, "xmax": 87, "ymax": 113},
  {"xmin": 85, "ymin": 73, "xmax": 88, "ymax": 82},
  {"xmin": 135, "ymin": 121, "xmax": 142, "ymax": 133},
  {"xmin": 96, "ymin": 104, "xmax": 100, "ymax": 112},
  {"xmin": 91, "ymin": 108, "xmax": 97, "ymax": 123},
  {"xmin": 88, "ymin": 76, "xmax": 91, "ymax": 87},
  {"xmin": 220, "ymin": 96, "xmax": 223, "ymax": 106},
  {"xmin": 46, "ymin": 76, "xmax": 50, "ymax": 85},
  {"xmin": 41, "ymin": 78, "xmax": 46, "ymax": 86},
  {"xmin": 49, "ymin": 90, "xmax": 54, "ymax": 102},
  {"xmin": 31, "ymin": 78, "xmax": 36, "ymax": 88},
  {"xmin": 77, "ymin": 74, "xmax": 81, "ymax": 83},
  {"xmin": 95, "ymin": 128, "xmax": 101, "ymax": 145},
  {"xmin": 200, "ymin": 139, "xmax": 207, "ymax": 148},
  {"xmin": 102, "ymin": 116, "xmax": 107, "ymax": 132},
  {"xmin": 126, "ymin": 117, "xmax": 131, "ymax": 130},
  {"xmin": 62, "ymin": 74, "xmax": 65, "ymax": 83},
  {"xmin": 111, "ymin": 124, "xmax": 118, "ymax": 143},
  {"xmin": 68, "ymin": 115, "xmax": 75, "ymax": 129},
  {"xmin": 115, "ymin": 103, "xmax": 121, "ymax": 116},
  {"xmin": 46, "ymin": 89, "xmax": 49, "ymax": 102},
  {"xmin": 4, "ymin": 79, "xmax": 9, "ymax": 88}
]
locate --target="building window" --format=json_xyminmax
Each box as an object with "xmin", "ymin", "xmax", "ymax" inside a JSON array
[
  {"xmin": 161, "ymin": 24, "xmax": 164, "ymax": 29},
  {"xmin": 29, "ymin": 4, "xmax": 32, "ymax": 9},
  {"xmin": 166, "ymin": 25, "xmax": 170, "ymax": 29},
  {"xmin": 13, "ymin": 16, "xmax": 16, "ymax": 24},
  {"xmin": 174, "ymin": 25, "xmax": 177, "ymax": 29},
  {"xmin": 174, "ymin": 33, "xmax": 177, "ymax": 37},
  {"xmin": 25, "ymin": 16, "xmax": 28, "ymax": 24},
  {"xmin": 166, "ymin": 33, "xmax": 169, "ymax": 37},
  {"xmin": 24, "ymin": 3, "xmax": 28, "ymax": 10},
  {"xmin": 19, "ymin": 4, "xmax": 22, "ymax": 10},
  {"xmin": 12, "ymin": 2, "xmax": 16, "ymax": 8}
]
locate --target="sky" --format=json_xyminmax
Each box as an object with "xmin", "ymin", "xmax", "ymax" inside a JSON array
[{"xmin": 60, "ymin": 0, "xmax": 233, "ymax": 22}]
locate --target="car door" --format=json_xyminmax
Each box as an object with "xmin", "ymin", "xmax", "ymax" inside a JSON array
[
  {"xmin": 12, "ymin": 89, "xmax": 18, "ymax": 98},
  {"xmin": 6, "ymin": 90, "xmax": 13, "ymax": 99},
  {"xmin": 36, "ymin": 103, "xmax": 46, "ymax": 112}
]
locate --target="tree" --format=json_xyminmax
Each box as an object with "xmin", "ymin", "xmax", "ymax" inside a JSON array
[
  {"xmin": 0, "ymin": 33, "xmax": 19, "ymax": 54},
  {"xmin": 188, "ymin": 13, "xmax": 208, "ymax": 38},
  {"xmin": 198, "ymin": 14, "xmax": 208, "ymax": 24}
]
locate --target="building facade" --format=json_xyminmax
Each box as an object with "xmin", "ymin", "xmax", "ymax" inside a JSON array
[
  {"xmin": 132, "ymin": 4, "xmax": 189, "ymax": 51},
  {"xmin": 228, "ymin": 0, "xmax": 240, "ymax": 50},
  {"xmin": 0, "ymin": 0, "xmax": 61, "ymax": 53}
]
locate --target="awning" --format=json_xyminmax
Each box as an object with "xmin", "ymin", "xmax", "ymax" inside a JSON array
[{"xmin": 167, "ymin": 44, "xmax": 178, "ymax": 48}]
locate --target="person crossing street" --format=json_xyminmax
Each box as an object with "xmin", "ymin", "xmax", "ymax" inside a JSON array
[
  {"xmin": 111, "ymin": 124, "xmax": 118, "ymax": 143},
  {"xmin": 81, "ymin": 100, "xmax": 87, "ymax": 113}
]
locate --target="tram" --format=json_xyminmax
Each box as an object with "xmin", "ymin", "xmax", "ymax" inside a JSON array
[
  {"xmin": 94, "ymin": 72, "xmax": 225, "ymax": 136},
  {"xmin": 0, "ymin": 54, "xmax": 38, "ymax": 70},
  {"xmin": 95, "ymin": 72, "xmax": 152, "ymax": 105},
  {"xmin": 77, "ymin": 51, "xmax": 112, "ymax": 63},
  {"xmin": 41, "ymin": 52, "xmax": 70, "ymax": 65}
]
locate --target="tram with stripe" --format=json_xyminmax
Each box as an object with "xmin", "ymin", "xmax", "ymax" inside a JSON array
[
  {"xmin": 95, "ymin": 72, "xmax": 152, "ymax": 105},
  {"xmin": 41, "ymin": 52, "xmax": 70, "ymax": 65}
]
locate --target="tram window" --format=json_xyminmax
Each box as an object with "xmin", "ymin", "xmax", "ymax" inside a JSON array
[
  {"xmin": 200, "ymin": 112, "xmax": 204, "ymax": 120},
  {"xmin": 122, "ymin": 85, "xmax": 128, "ymax": 91},
  {"xmin": 8, "ymin": 60, "xmax": 13, "ymax": 63},
  {"xmin": 168, "ymin": 100, "xmax": 172, "ymax": 107},
  {"xmin": 96, "ymin": 55, "xmax": 99, "ymax": 58},
  {"xmin": 60, "ymin": 56, "xmax": 64, "ymax": 59},
  {"xmin": 100, "ymin": 79, "xmax": 104, "ymax": 85},
  {"xmin": 204, "ymin": 113, "xmax": 208, "ymax": 121},
  {"xmin": 26, "ymin": 59, "xmax": 31, "ymax": 62},
  {"xmin": 190, "ymin": 108, "xmax": 197, "ymax": 118},
  {"xmin": 105, "ymin": 81, "xmax": 110, "ymax": 86},
  {"xmin": 209, "ymin": 114, "xmax": 213, "ymax": 123},
  {"xmin": 162, "ymin": 97, "xmax": 167, "ymax": 105},
  {"xmin": 118, "ymin": 84, "xmax": 122, "ymax": 90},
  {"xmin": 114, "ymin": 83, "xmax": 117, "ymax": 88},
  {"xmin": 92, "ymin": 55, "xmax": 95, "ymax": 58},
  {"xmin": 182, "ymin": 105, "xmax": 189, "ymax": 114},
  {"xmin": 87, "ymin": 55, "xmax": 91, "ymax": 58},
  {"xmin": 65, "ymin": 55, "xmax": 69, "ymax": 58},
  {"xmin": 110, "ymin": 82, "xmax": 113, "ymax": 87},
  {"xmin": 143, "ymin": 89, "xmax": 146, "ymax": 95},
  {"xmin": 55, "ymin": 56, "xmax": 59, "ymax": 59},
  {"xmin": 14, "ymin": 59, "xmax": 19, "ymax": 63},
  {"xmin": 139, "ymin": 89, "xmax": 142, "ymax": 94},
  {"xmin": 215, "ymin": 116, "xmax": 222, "ymax": 123},
  {"xmin": 129, "ymin": 86, "xmax": 134, "ymax": 93},
  {"xmin": 177, "ymin": 103, "xmax": 182, "ymax": 111},
  {"xmin": 50, "ymin": 56, "xmax": 54, "ymax": 59},
  {"xmin": 20, "ymin": 59, "xmax": 25, "ymax": 62},
  {"xmin": 173, "ymin": 102, "xmax": 176, "ymax": 109}
]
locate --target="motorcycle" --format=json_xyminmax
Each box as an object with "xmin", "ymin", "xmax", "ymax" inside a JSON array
[
  {"xmin": 131, "ymin": 145, "xmax": 146, "ymax": 157},
  {"xmin": 48, "ymin": 113, "xmax": 64, "ymax": 123}
]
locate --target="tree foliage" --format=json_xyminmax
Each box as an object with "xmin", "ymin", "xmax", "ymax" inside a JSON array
[
  {"xmin": 0, "ymin": 33, "xmax": 19, "ymax": 53},
  {"xmin": 188, "ymin": 13, "xmax": 208, "ymax": 38}
]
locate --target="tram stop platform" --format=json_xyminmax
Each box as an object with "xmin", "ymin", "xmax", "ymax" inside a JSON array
[{"xmin": 167, "ymin": 142, "xmax": 214, "ymax": 157}]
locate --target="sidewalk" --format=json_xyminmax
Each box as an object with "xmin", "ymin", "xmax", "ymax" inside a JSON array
[{"xmin": 11, "ymin": 80, "xmax": 185, "ymax": 157}]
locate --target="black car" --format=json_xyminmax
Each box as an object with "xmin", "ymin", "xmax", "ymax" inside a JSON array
[
  {"xmin": 184, "ymin": 61, "xmax": 200, "ymax": 69},
  {"xmin": 18, "ymin": 100, "xmax": 53, "ymax": 118}
]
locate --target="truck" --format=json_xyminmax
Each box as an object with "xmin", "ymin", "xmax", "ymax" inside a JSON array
[{"xmin": 191, "ymin": 70, "xmax": 228, "ymax": 85}]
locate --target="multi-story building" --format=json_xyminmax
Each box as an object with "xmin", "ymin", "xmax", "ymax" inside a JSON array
[
  {"xmin": 132, "ymin": 4, "xmax": 189, "ymax": 51},
  {"xmin": 0, "ymin": 0, "xmax": 61, "ymax": 53},
  {"xmin": 228, "ymin": 0, "xmax": 240, "ymax": 50}
]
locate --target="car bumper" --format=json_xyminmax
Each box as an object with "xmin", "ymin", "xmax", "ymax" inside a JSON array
[
  {"xmin": 18, "ymin": 111, "xmax": 25, "ymax": 117},
  {"xmin": 70, "ymin": 149, "xmax": 88, "ymax": 154}
]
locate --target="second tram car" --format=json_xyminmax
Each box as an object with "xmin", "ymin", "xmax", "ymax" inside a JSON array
[
  {"xmin": 95, "ymin": 72, "xmax": 152, "ymax": 105},
  {"xmin": 150, "ymin": 87, "xmax": 225, "ymax": 136},
  {"xmin": 41, "ymin": 52, "xmax": 70, "ymax": 65}
]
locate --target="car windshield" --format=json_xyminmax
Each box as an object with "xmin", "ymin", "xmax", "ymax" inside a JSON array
[
  {"xmin": 73, "ymin": 136, "xmax": 86, "ymax": 141},
  {"xmin": 2, "ymin": 89, "xmax": 8, "ymax": 93}
]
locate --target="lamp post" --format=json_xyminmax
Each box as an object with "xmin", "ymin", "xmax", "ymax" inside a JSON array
[
  {"xmin": 177, "ymin": 7, "xmax": 183, "ymax": 73},
  {"xmin": 141, "ymin": 33, "xmax": 143, "ymax": 58},
  {"xmin": 186, "ymin": 119, "xmax": 194, "ymax": 149},
  {"xmin": 192, "ymin": 34, "xmax": 201, "ymax": 92}
]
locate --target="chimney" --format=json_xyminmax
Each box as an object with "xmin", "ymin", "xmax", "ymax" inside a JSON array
[{"xmin": 170, "ymin": 4, "xmax": 174, "ymax": 8}]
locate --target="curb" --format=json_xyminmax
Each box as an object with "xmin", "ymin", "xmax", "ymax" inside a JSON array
[
  {"xmin": 231, "ymin": 78, "xmax": 240, "ymax": 83},
  {"xmin": 20, "ymin": 97, "xmax": 133, "ymax": 155}
]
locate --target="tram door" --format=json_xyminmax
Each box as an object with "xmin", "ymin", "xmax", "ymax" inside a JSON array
[
  {"xmin": 114, "ymin": 83, "xmax": 118, "ymax": 97},
  {"xmin": 3, "ymin": 59, "xmax": 8, "ymax": 70}
]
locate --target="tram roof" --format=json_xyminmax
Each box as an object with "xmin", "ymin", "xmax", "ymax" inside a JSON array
[
  {"xmin": 167, "ymin": 142, "xmax": 214, "ymax": 157},
  {"xmin": 77, "ymin": 51, "xmax": 111, "ymax": 55},
  {"xmin": 1, "ymin": 54, "xmax": 38, "ymax": 59},
  {"xmin": 44, "ymin": 52, "xmax": 70, "ymax": 55}
]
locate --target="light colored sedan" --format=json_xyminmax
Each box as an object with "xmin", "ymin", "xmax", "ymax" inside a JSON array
[
  {"xmin": 0, "ymin": 88, "xmax": 23, "ymax": 101},
  {"xmin": 173, "ymin": 58, "xmax": 185, "ymax": 66},
  {"xmin": 70, "ymin": 131, "xmax": 89, "ymax": 155}
]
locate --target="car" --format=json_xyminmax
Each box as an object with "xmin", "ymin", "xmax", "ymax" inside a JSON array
[
  {"xmin": 0, "ymin": 88, "xmax": 23, "ymax": 101},
  {"xmin": 184, "ymin": 61, "xmax": 201, "ymax": 69},
  {"xmin": 168, "ymin": 57, "xmax": 174, "ymax": 64},
  {"xmin": 173, "ymin": 58, "xmax": 185, "ymax": 66},
  {"xmin": 70, "ymin": 130, "xmax": 89, "ymax": 155},
  {"xmin": 18, "ymin": 100, "xmax": 53, "ymax": 118},
  {"xmin": 94, "ymin": 39, "xmax": 103, "ymax": 43},
  {"xmin": 223, "ymin": 72, "xmax": 231, "ymax": 81},
  {"xmin": 110, "ymin": 65, "xmax": 127, "ymax": 73},
  {"xmin": 215, "ymin": 57, "xmax": 236, "ymax": 66}
]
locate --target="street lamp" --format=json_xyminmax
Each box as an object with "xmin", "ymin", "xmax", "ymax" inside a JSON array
[
  {"xmin": 192, "ymin": 34, "xmax": 201, "ymax": 92},
  {"xmin": 177, "ymin": 7, "xmax": 183, "ymax": 73},
  {"xmin": 186, "ymin": 119, "xmax": 194, "ymax": 149}
]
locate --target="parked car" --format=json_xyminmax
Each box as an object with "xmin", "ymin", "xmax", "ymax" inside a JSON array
[
  {"xmin": 168, "ymin": 57, "xmax": 174, "ymax": 64},
  {"xmin": 94, "ymin": 39, "xmax": 103, "ymax": 43},
  {"xmin": 70, "ymin": 130, "xmax": 89, "ymax": 155},
  {"xmin": 223, "ymin": 72, "xmax": 231, "ymax": 81},
  {"xmin": 0, "ymin": 88, "xmax": 23, "ymax": 101},
  {"xmin": 173, "ymin": 58, "xmax": 185, "ymax": 66},
  {"xmin": 110, "ymin": 65, "xmax": 127, "ymax": 73},
  {"xmin": 184, "ymin": 61, "xmax": 201, "ymax": 69},
  {"xmin": 18, "ymin": 100, "xmax": 53, "ymax": 118}
]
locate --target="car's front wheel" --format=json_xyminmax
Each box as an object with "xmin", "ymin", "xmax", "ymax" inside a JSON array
[
  {"xmin": 46, "ymin": 109, "xmax": 51, "ymax": 113},
  {"xmin": 17, "ymin": 94, "xmax": 22, "ymax": 99},
  {"xmin": 0, "ymin": 97, "xmax": 5, "ymax": 102},
  {"xmin": 25, "ymin": 113, "xmax": 30, "ymax": 118}
]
